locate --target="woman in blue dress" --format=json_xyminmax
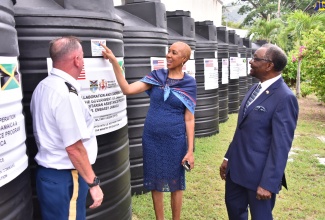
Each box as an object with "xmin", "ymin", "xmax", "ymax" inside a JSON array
[{"xmin": 102, "ymin": 42, "xmax": 197, "ymax": 220}]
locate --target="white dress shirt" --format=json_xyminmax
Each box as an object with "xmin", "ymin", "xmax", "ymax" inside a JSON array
[{"xmin": 248, "ymin": 74, "xmax": 282, "ymax": 106}]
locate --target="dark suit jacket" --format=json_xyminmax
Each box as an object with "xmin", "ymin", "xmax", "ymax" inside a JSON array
[{"xmin": 225, "ymin": 77, "xmax": 299, "ymax": 194}]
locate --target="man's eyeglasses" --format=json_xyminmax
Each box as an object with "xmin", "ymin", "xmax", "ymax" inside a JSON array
[{"xmin": 252, "ymin": 57, "xmax": 272, "ymax": 62}]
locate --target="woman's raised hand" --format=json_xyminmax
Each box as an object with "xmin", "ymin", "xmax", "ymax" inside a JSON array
[{"xmin": 100, "ymin": 43, "xmax": 116, "ymax": 63}]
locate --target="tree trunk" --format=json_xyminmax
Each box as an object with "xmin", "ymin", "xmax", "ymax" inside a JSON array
[
  {"xmin": 296, "ymin": 59, "xmax": 301, "ymax": 98},
  {"xmin": 277, "ymin": 0, "xmax": 281, "ymax": 18}
]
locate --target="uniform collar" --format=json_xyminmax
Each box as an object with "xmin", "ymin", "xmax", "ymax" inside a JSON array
[{"xmin": 50, "ymin": 68, "xmax": 81, "ymax": 92}]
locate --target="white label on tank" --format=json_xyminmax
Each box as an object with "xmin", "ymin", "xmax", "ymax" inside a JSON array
[
  {"xmin": 91, "ymin": 39, "xmax": 106, "ymax": 57},
  {"xmin": 47, "ymin": 57, "xmax": 127, "ymax": 136},
  {"xmin": 204, "ymin": 58, "xmax": 218, "ymax": 90},
  {"xmin": 222, "ymin": 58, "xmax": 229, "ymax": 84},
  {"xmin": 0, "ymin": 56, "xmax": 28, "ymax": 187},
  {"xmin": 238, "ymin": 58, "xmax": 247, "ymax": 77},
  {"xmin": 229, "ymin": 57, "xmax": 239, "ymax": 79}
]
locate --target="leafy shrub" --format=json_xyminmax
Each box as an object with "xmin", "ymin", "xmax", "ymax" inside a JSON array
[
  {"xmin": 301, "ymin": 29, "xmax": 325, "ymax": 103},
  {"xmin": 282, "ymin": 54, "xmax": 297, "ymax": 87},
  {"xmin": 300, "ymin": 82, "xmax": 314, "ymax": 98}
]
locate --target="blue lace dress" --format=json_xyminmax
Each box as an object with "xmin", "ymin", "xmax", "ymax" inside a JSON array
[{"xmin": 140, "ymin": 69, "xmax": 196, "ymax": 192}]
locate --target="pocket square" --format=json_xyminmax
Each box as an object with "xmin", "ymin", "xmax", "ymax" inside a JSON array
[{"xmin": 254, "ymin": 106, "xmax": 267, "ymax": 112}]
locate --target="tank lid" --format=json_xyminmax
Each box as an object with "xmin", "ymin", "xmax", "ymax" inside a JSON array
[
  {"xmin": 243, "ymin": 38, "xmax": 251, "ymax": 48},
  {"xmin": 12, "ymin": 0, "xmax": 16, "ymax": 4},
  {"xmin": 14, "ymin": 0, "xmax": 63, "ymax": 10},
  {"xmin": 126, "ymin": 0, "xmax": 160, "ymax": 4},
  {"xmin": 217, "ymin": 26, "xmax": 226, "ymax": 31},
  {"xmin": 166, "ymin": 10, "xmax": 191, "ymax": 17},
  {"xmin": 195, "ymin": 20, "xmax": 213, "ymax": 26},
  {"xmin": 255, "ymin": 40, "xmax": 267, "ymax": 46}
]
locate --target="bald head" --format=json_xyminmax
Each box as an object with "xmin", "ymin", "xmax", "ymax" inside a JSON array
[
  {"xmin": 49, "ymin": 36, "xmax": 82, "ymax": 63},
  {"xmin": 173, "ymin": 41, "xmax": 191, "ymax": 63}
]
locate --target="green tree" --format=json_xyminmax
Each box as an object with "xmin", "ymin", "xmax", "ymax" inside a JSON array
[
  {"xmin": 283, "ymin": 11, "xmax": 324, "ymax": 44},
  {"xmin": 282, "ymin": 50, "xmax": 298, "ymax": 87},
  {"xmin": 236, "ymin": 0, "xmax": 315, "ymax": 26},
  {"xmin": 221, "ymin": 20, "xmax": 242, "ymax": 29},
  {"xmin": 279, "ymin": 11, "xmax": 325, "ymax": 97},
  {"xmin": 301, "ymin": 29, "xmax": 325, "ymax": 102},
  {"xmin": 247, "ymin": 18, "xmax": 283, "ymax": 43},
  {"xmin": 290, "ymin": 45, "xmax": 306, "ymax": 98}
]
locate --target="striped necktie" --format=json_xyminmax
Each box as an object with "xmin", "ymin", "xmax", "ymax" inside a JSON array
[{"xmin": 243, "ymin": 84, "xmax": 261, "ymax": 116}]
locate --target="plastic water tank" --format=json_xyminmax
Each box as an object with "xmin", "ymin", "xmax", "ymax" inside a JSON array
[
  {"xmin": 228, "ymin": 30, "xmax": 239, "ymax": 114},
  {"xmin": 194, "ymin": 20, "xmax": 219, "ymax": 137},
  {"xmin": 243, "ymin": 37, "xmax": 253, "ymax": 90},
  {"xmin": 166, "ymin": 10, "xmax": 196, "ymax": 49},
  {"xmin": 14, "ymin": 0, "xmax": 131, "ymax": 219},
  {"xmin": 216, "ymin": 26, "xmax": 229, "ymax": 123},
  {"xmin": 0, "ymin": 1, "xmax": 33, "ymax": 219},
  {"xmin": 237, "ymin": 37, "xmax": 247, "ymax": 103},
  {"xmin": 115, "ymin": 0, "xmax": 168, "ymax": 195}
]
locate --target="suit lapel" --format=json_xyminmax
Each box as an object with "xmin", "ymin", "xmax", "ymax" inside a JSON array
[{"xmin": 240, "ymin": 77, "xmax": 284, "ymax": 124}]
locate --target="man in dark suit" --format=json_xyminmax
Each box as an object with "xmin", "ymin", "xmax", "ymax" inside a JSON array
[{"xmin": 219, "ymin": 43, "xmax": 299, "ymax": 220}]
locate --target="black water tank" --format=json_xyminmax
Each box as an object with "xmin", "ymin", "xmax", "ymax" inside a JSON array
[
  {"xmin": 115, "ymin": 0, "xmax": 168, "ymax": 195},
  {"xmin": 237, "ymin": 37, "xmax": 247, "ymax": 103},
  {"xmin": 166, "ymin": 10, "xmax": 196, "ymax": 48},
  {"xmin": 14, "ymin": 0, "xmax": 131, "ymax": 219},
  {"xmin": 0, "ymin": 1, "xmax": 33, "ymax": 219},
  {"xmin": 194, "ymin": 21, "xmax": 219, "ymax": 137},
  {"xmin": 243, "ymin": 37, "xmax": 253, "ymax": 90},
  {"xmin": 216, "ymin": 26, "xmax": 229, "ymax": 123},
  {"xmin": 228, "ymin": 30, "xmax": 239, "ymax": 114}
]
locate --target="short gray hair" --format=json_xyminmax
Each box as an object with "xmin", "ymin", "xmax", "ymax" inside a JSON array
[
  {"xmin": 49, "ymin": 36, "xmax": 81, "ymax": 62},
  {"xmin": 262, "ymin": 43, "xmax": 287, "ymax": 72}
]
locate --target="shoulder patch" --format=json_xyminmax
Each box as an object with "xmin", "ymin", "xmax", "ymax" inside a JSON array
[{"xmin": 65, "ymin": 82, "xmax": 78, "ymax": 96}]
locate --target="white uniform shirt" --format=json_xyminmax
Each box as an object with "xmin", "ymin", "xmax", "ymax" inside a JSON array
[{"xmin": 30, "ymin": 68, "xmax": 98, "ymax": 169}]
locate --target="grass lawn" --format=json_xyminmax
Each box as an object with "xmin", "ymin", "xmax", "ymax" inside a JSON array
[{"xmin": 131, "ymin": 96, "xmax": 325, "ymax": 220}]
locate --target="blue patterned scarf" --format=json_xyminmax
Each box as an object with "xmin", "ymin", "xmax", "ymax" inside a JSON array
[{"xmin": 140, "ymin": 69, "xmax": 197, "ymax": 114}]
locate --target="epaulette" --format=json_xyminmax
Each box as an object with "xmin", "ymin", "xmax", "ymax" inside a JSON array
[{"xmin": 65, "ymin": 82, "xmax": 78, "ymax": 96}]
